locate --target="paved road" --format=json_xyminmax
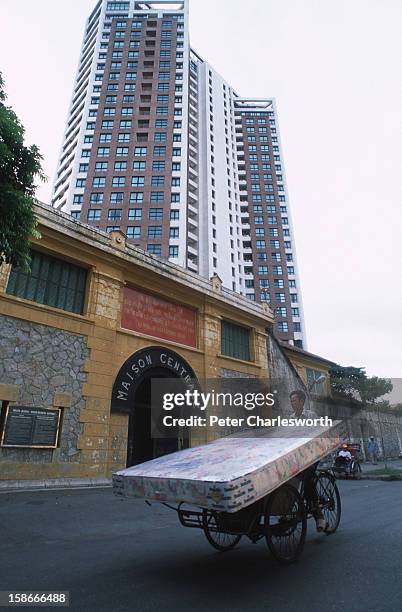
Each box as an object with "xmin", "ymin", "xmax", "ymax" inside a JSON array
[{"xmin": 1, "ymin": 480, "xmax": 401, "ymax": 612}]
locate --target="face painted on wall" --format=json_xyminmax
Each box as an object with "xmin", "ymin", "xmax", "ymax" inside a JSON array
[{"xmin": 290, "ymin": 391, "xmax": 306, "ymax": 417}]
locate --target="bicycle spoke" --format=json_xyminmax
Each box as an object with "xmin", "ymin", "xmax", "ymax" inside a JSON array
[
  {"xmin": 265, "ymin": 484, "xmax": 307, "ymax": 563},
  {"xmin": 315, "ymin": 472, "xmax": 341, "ymax": 534},
  {"xmin": 202, "ymin": 510, "xmax": 242, "ymax": 552}
]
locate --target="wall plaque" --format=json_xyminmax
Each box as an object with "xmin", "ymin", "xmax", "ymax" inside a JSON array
[
  {"xmin": 121, "ymin": 286, "xmax": 197, "ymax": 348},
  {"xmin": 1, "ymin": 406, "xmax": 61, "ymax": 448}
]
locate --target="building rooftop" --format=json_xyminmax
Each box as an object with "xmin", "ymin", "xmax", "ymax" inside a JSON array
[
  {"xmin": 35, "ymin": 201, "xmax": 274, "ymax": 325},
  {"xmin": 279, "ymin": 341, "xmax": 336, "ymax": 368}
]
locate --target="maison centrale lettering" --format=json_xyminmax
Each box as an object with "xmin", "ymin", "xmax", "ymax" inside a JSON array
[
  {"xmin": 111, "ymin": 347, "xmax": 197, "ymax": 411},
  {"xmin": 121, "ymin": 286, "xmax": 197, "ymax": 348}
]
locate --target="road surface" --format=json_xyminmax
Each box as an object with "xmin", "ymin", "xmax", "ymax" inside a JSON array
[{"xmin": 1, "ymin": 480, "xmax": 401, "ymax": 612}]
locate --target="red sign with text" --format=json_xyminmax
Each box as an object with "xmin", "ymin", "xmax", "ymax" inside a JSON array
[{"xmin": 121, "ymin": 287, "xmax": 197, "ymax": 348}]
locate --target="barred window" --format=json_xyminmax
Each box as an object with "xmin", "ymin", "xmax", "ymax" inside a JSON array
[
  {"xmin": 221, "ymin": 321, "xmax": 251, "ymax": 361},
  {"xmin": 6, "ymin": 250, "xmax": 87, "ymax": 315}
]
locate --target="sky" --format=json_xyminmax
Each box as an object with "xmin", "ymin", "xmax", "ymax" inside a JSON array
[{"xmin": 1, "ymin": 0, "xmax": 401, "ymax": 377}]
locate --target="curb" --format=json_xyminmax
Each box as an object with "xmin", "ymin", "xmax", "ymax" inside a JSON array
[
  {"xmin": 2, "ymin": 473, "xmax": 401, "ymax": 492},
  {"xmin": 359, "ymin": 474, "xmax": 402, "ymax": 482},
  {"xmin": 0, "ymin": 478, "xmax": 112, "ymax": 493}
]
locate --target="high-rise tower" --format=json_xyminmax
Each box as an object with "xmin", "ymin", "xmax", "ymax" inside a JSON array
[{"xmin": 52, "ymin": 0, "xmax": 305, "ymax": 347}]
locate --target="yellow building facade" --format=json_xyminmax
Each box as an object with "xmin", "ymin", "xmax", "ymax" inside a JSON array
[
  {"xmin": 0, "ymin": 203, "xmax": 273, "ymax": 482},
  {"xmin": 281, "ymin": 343, "xmax": 334, "ymax": 397}
]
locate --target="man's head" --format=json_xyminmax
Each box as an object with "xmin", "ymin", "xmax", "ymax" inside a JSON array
[
  {"xmin": 370, "ymin": 436, "xmax": 375, "ymax": 441},
  {"xmin": 290, "ymin": 390, "xmax": 306, "ymax": 416}
]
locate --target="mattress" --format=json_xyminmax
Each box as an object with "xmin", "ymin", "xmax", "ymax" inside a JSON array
[{"xmin": 112, "ymin": 422, "xmax": 344, "ymax": 513}]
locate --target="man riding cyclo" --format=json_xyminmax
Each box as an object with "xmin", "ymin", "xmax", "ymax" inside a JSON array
[
  {"xmin": 289, "ymin": 390, "xmax": 328, "ymax": 532},
  {"xmin": 335, "ymin": 444, "xmax": 353, "ymax": 465}
]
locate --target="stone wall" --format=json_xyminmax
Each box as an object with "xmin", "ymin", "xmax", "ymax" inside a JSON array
[
  {"xmin": 0, "ymin": 315, "xmax": 89, "ymax": 465},
  {"xmin": 267, "ymin": 335, "xmax": 402, "ymax": 459},
  {"xmin": 362, "ymin": 410, "xmax": 402, "ymax": 458},
  {"xmin": 266, "ymin": 331, "xmax": 310, "ymax": 416},
  {"xmin": 313, "ymin": 397, "xmax": 402, "ymax": 459}
]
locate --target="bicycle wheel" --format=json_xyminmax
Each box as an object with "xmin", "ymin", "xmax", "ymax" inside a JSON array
[
  {"xmin": 351, "ymin": 461, "xmax": 362, "ymax": 480},
  {"xmin": 265, "ymin": 483, "xmax": 307, "ymax": 564},
  {"xmin": 314, "ymin": 471, "xmax": 341, "ymax": 534},
  {"xmin": 202, "ymin": 510, "xmax": 242, "ymax": 552}
]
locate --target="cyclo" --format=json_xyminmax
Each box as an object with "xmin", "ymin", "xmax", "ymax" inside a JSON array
[
  {"xmin": 165, "ymin": 467, "xmax": 341, "ymax": 565},
  {"xmin": 114, "ymin": 423, "xmax": 345, "ymax": 565},
  {"xmin": 332, "ymin": 443, "xmax": 362, "ymax": 479}
]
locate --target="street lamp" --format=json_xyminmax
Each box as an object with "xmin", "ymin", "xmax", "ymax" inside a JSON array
[{"xmin": 308, "ymin": 374, "xmax": 326, "ymax": 393}]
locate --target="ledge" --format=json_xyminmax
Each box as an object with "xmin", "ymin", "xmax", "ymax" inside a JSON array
[
  {"xmin": 0, "ymin": 292, "xmax": 95, "ymax": 327},
  {"xmin": 0, "ymin": 477, "xmax": 112, "ymax": 493},
  {"xmin": 117, "ymin": 327, "xmax": 204, "ymax": 354},
  {"xmin": 217, "ymin": 353, "xmax": 260, "ymax": 369}
]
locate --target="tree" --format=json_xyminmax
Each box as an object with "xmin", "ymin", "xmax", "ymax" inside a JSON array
[
  {"xmin": 358, "ymin": 376, "xmax": 393, "ymax": 405},
  {"xmin": 330, "ymin": 365, "xmax": 366, "ymax": 399},
  {"xmin": 0, "ymin": 72, "xmax": 45, "ymax": 271},
  {"xmin": 392, "ymin": 403, "xmax": 402, "ymax": 415},
  {"xmin": 330, "ymin": 364, "xmax": 393, "ymax": 406}
]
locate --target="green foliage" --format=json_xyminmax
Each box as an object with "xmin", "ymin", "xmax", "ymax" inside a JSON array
[
  {"xmin": 330, "ymin": 364, "xmax": 393, "ymax": 407},
  {"xmin": 330, "ymin": 365, "xmax": 366, "ymax": 398},
  {"xmin": 358, "ymin": 376, "xmax": 393, "ymax": 405},
  {"xmin": 391, "ymin": 403, "xmax": 402, "ymax": 415},
  {"xmin": 0, "ymin": 72, "xmax": 46, "ymax": 271}
]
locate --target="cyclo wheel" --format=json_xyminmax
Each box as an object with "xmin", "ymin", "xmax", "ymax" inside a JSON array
[
  {"xmin": 314, "ymin": 471, "xmax": 341, "ymax": 534},
  {"xmin": 352, "ymin": 461, "xmax": 362, "ymax": 480},
  {"xmin": 202, "ymin": 510, "xmax": 242, "ymax": 552},
  {"xmin": 265, "ymin": 483, "xmax": 307, "ymax": 564}
]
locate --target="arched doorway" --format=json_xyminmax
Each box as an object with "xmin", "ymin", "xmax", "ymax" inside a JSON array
[{"xmin": 111, "ymin": 347, "xmax": 199, "ymax": 467}]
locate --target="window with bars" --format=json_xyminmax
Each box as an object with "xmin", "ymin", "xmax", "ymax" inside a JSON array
[
  {"xmin": 6, "ymin": 250, "xmax": 87, "ymax": 315},
  {"xmin": 221, "ymin": 320, "xmax": 251, "ymax": 361}
]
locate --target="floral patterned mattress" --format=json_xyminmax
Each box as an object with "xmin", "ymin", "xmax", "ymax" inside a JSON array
[{"xmin": 112, "ymin": 422, "xmax": 344, "ymax": 513}]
